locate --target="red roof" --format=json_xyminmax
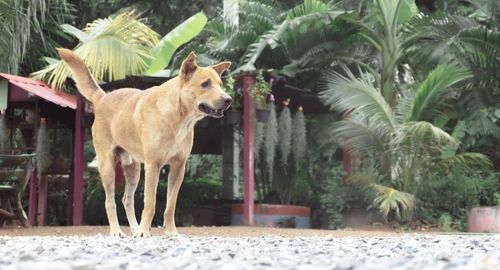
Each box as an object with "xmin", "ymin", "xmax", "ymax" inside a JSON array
[{"xmin": 0, "ymin": 73, "xmax": 76, "ymax": 109}]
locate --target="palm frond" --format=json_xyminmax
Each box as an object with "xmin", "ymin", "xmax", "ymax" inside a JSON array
[
  {"xmin": 236, "ymin": 10, "xmax": 346, "ymax": 72},
  {"xmin": 398, "ymin": 121, "xmax": 457, "ymax": 146},
  {"xmin": 332, "ymin": 119, "xmax": 388, "ymax": 158},
  {"xmin": 320, "ymin": 68, "xmax": 396, "ymax": 133},
  {"xmin": 287, "ymin": 0, "xmax": 333, "ymax": 19},
  {"xmin": 371, "ymin": 183, "xmax": 415, "ymax": 220},
  {"xmin": 406, "ymin": 64, "xmax": 472, "ymax": 121},
  {"xmin": 0, "ymin": 0, "xmax": 71, "ymax": 74},
  {"xmin": 437, "ymin": 152, "xmax": 493, "ymax": 170},
  {"xmin": 32, "ymin": 11, "xmax": 159, "ymax": 90}
]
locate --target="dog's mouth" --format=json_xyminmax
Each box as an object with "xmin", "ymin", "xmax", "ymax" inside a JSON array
[{"xmin": 198, "ymin": 103, "xmax": 225, "ymax": 118}]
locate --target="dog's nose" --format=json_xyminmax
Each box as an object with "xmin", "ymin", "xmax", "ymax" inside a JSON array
[{"xmin": 223, "ymin": 97, "xmax": 232, "ymax": 107}]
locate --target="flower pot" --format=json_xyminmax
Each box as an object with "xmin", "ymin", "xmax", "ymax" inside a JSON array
[
  {"xmin": 467, "ymin": 206, "xmax": 500, "ymax": 233},
  {"xmin": 231, "ymin": 203, "xmax": 310, "ymax": 228},
  {"xmin": 223, "ymin": 110, "xmax": 241, "ymax": 125},
  {"xmin": 255, "ymin": 109, "xmax": 270, "ymax": 123}
]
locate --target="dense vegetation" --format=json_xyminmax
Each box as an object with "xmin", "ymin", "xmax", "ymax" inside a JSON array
[{"xmin": 2, "ymin": 0, "xmax": 498, "ymax": 230}]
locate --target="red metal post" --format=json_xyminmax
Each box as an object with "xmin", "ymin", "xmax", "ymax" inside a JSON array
[
  {"xmin": 72, "ymin": 93, "xmax": 85, "ymax": 225},
  {"xmin": 243, "ymin": 73, "xmax": 255, "ymax": 226},
  {"xmin": 28, "ymin": 168, "xmax": 37, "ymax": 225},
  {"xmin": 37, "ymin": 175, "xmax": 48, "ymax": 226}
]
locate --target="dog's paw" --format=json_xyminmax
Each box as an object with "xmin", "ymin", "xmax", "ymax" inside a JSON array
[
  {"xmin": 129, "ymin": 225, "xmax": 139, "ymax": 235},
  {"xmin": 110, "ymin": 229, "xmax": 127, "ymax": 237},
  {"xmin": 164, "ymin": 229, "xmax": 180, "ymax": 238},
  {"xmin": 133, "ymin": 227, "xmax": 152, "ymax": 238}
]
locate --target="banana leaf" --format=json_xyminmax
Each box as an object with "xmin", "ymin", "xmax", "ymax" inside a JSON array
[{"xmin": 144, "ymin": 12, "xmax": 208, "ymax": 76}]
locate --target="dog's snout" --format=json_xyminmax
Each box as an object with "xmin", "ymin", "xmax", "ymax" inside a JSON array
[{"xmin": 223, "ymin": 97, "xmax": 233, "ymax": 107}]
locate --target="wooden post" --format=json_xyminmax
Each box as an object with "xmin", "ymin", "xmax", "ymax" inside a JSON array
[
  {"xmin": 28, "ymin": 168, "xmax": 37, "ymax": 225},
  {"xmin": 71, "ymin": 93, "xmax": 85, "ymax": 225},
  {"xmin": 243, "ymin": 73, "xmax": 254, "ymax": 226},
  {"xmin": 222, "ymin": 125, "xmax": 240, "ymax": 199}
]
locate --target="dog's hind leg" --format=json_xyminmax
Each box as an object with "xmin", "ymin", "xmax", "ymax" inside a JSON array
[
  {"xmin": 121, "ymin": 158, "xmax": 140, "ymax": 235},
  {"xmin": 163, "ymin": 157, "xmax": 187, "ymax": 237},
  {"xmin": 96, "ymin": 147, "xmax": 125, "ymax": 237}
]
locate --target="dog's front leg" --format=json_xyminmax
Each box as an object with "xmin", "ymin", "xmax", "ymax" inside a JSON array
[
  {"xmin": 163, "ymin": 158, "xmax": 187, "ymax": 237},
  {"xmin": 133, "ymin": 162, "xmax": 160, "ymax": 238}
]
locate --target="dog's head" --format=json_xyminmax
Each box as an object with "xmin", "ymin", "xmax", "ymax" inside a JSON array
[{"xmin": 179, "ymin": 52, "xmax": 232, "ymax": 118}]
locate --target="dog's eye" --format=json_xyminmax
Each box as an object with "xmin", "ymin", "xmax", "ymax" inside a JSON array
[{"xmin": 201, "ymin": 80, "xmax": 210, "ymax": 88}]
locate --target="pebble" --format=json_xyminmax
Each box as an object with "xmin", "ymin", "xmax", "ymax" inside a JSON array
[{"xmin": 0, "ymin": 234, "xmax": 498, "ymax": 269}]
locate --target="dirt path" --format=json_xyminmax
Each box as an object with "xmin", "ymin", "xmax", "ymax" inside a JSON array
[{"xmin": 0, "ymin": 225, "xmax": 405, "ymax": 237}]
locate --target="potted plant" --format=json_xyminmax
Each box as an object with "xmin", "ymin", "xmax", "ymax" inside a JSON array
[
  {"xmin": 231, "ymin": 104, "xmax": 312, "ymax": 228},
  {"xmin": 467, "ymin": 192, "xmax": 500, "ymax": 233},
  {"xmin": 251, "ymin": 73, "xmax": 273, "ymax": 123},
  {"xmin": 223, "ymin": 76, "xmax": 242, "ymax": 125}
]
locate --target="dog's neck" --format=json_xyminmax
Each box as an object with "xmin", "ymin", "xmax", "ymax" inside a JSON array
[{"xmin": 154, "ymin": 77, "xmax": 204, "ymax": 128}]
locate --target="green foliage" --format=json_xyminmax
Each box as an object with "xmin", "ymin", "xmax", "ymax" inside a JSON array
[
  {"xmin": 438, "ymin": 213, "xmax": 453, "ymax": 232},
  {"xmin": 224, "ymin": 76, "xmax": 242, "ymax": 109},
  {"xmin": 0, "ymin": 0, "xmax": 72, "ymax": 75},
  {"xmin": 250, "ymin": 73, "xmax": 272, "ymax": 108},
  {"xmin": 371, "ymin": 184, "xmax": 415, "ymax": 222},
  {"xmin": 278, "ymin": 106, "xmax": 292, "ymax": 168},
  {"xmin": 33, "ymin": 11, "xmax": 160, "ymax": 89},
  {"xmin": 416, "ymin": 169, "xmax": 500, "ymax": 230},
  {"xmin": 319, "ymin": 165, "xmax": 347, "ymax": 229},
  {"xmin": 144, "ymin": 12, "xmax": 208, "ymax": 75}
]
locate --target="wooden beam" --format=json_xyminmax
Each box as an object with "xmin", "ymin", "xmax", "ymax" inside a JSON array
[
  {"xmin": 71, "ymin": 93, "xmax": 85, "ymax": 225},
  {"xmin": 243, "ymin": 73, "xmax": 254, "ymax": 226},
  {"xmin": 27, "ymin": 168, "xmax": 37, "ymax": 225}
]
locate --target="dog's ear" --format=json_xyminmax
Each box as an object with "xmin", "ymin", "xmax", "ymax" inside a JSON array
[
  {"xmin": 211, "ymin": 61, "xmax": 231, "ymax": 76},
  {"xmin": 180, "ymin": 52, "xmax": 198, "ymax": 82}
]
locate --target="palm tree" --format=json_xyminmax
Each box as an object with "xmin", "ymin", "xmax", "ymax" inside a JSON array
[
  {"xmin": 321, "ymin": 63, "xmax": 491, "ymax": 221},
  {"xmin": 404, "ymin": 0, "xmax": 500, "ymax": 161},
  {"xmin": 319, "ymin": 0, "xmax": 493, "ymax": 221},
  {"xmin": 0, "ymin": 0, "xmax": 72, "ymax": 75},
  {"xmin": 33, "ymin": 11, "xmax": 208, "ymax": 90},
  {"xmin": 200, "ymin": 0, "xmax": 348, "ymax": 74}
]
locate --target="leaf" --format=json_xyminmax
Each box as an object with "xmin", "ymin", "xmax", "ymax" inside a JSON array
[
  {"xmin": 32, "ymin": 11, "xmax": 160, "ymax": 90},
  {"xmin": 371, "ymin": 184, "xmax": 415, "ymax": 220},
  {"xmin": 144, "ymin": 12, "xmax": 208, "ymax": 75},
  {"xmin": 61, "ymin": 24, "xmax": 90, "ymax": 42},
  {"xmin": 406, "ymin": 64, "xmax": 472, "ymax": 121}
]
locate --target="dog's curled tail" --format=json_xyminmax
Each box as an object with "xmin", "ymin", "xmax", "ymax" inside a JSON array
[{"xmin": 56, "ymin": 48, "xmax": 105, "ymax": 104}]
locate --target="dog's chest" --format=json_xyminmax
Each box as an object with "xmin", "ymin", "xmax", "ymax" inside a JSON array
[{"xmin": 163, "ymin": 118, "xmax": 197, "ymax": 159}]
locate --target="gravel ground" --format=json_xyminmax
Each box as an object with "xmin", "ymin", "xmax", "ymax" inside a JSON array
[{"xmin": 0, "ymin": 229, "xmax": 498, "ymax": 270}]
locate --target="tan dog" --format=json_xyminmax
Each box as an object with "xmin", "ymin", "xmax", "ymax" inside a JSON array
[{"xmin": 57, "ymin": 49, "xmax": 231, "ymax": 237}]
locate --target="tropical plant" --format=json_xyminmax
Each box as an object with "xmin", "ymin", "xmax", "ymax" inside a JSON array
[
  {"xmin": 320, "ymin": 63, "xmax": 491, "ymax": 221},
  {"xmin": 403, "ymin": 0, "xmax": 500, "ymax": 162},
  {"xmin": 223, "ymin": 76, "xmax": 242, "ymax": 110},
  {"xmin": 250, "ymin": 73, "xmax": 272, "ymax": 108},
  {"xmin": 33, "ymin": 11, "xmax": 207, "ymax": 89},
  {"xmin": 200, "ymin": 0, "xmax": 348, "ymax": 76},
  {"xmin": 0, "ymin": 0, "xmax": 72, "ymax": 75},
  {"xmin": 292, "ymin": 106, "xmax": 307, "ymax": 168}
]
